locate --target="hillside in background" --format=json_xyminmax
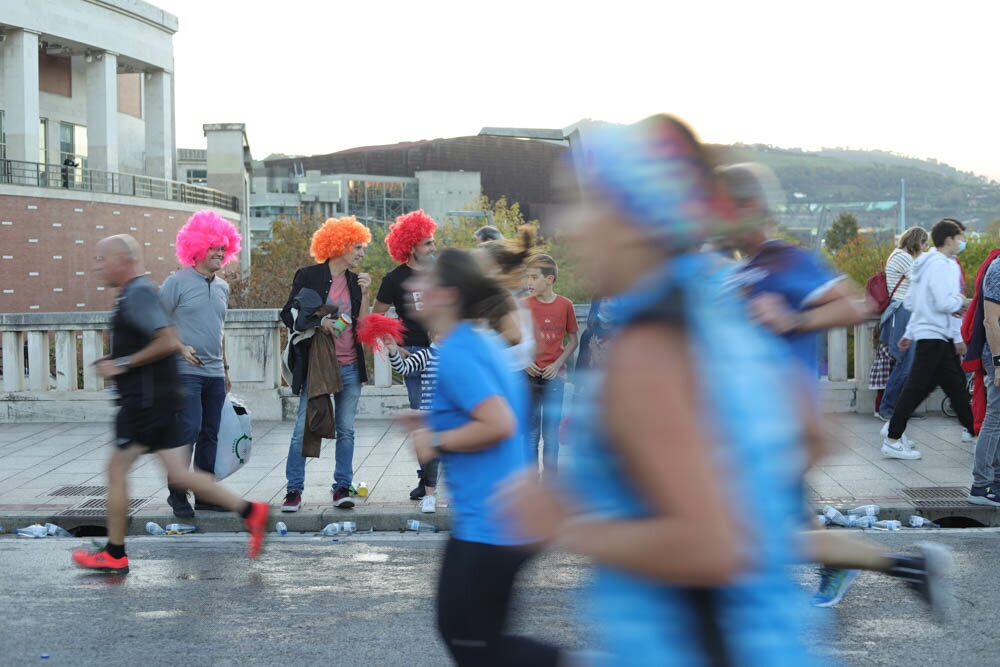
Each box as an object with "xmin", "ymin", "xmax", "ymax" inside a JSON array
[{"xmin": 719, "ymin": 144, "xmax": 1000, "ymax": 233}]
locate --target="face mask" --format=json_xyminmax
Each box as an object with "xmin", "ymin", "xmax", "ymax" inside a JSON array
[{"xmin": 956, "ymin": 239, "xmax": 967, "ymax": 254}]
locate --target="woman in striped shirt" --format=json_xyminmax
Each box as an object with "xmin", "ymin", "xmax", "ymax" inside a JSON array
[{"xmin": 878, "ymin": 226, "xmax": 929, "ymax": 421}]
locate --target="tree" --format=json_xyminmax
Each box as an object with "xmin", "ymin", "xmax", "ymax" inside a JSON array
[
  {"xmin": 227, "ymin": 215, "xmax": 320, "ymax": 308},
  {"xmin": 825, "ymin": 212, "xmax": 859, "ymax": 253}
]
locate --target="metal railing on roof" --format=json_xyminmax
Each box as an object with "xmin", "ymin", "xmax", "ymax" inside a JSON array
[{"xmin": 0, "ymin": 159, "xmax": 240, "ymax": 213}]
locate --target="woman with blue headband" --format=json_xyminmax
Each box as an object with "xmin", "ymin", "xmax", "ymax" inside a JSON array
[{"xmin": 501, "ymin": 114, "xmax": 818, "ymax": 665}]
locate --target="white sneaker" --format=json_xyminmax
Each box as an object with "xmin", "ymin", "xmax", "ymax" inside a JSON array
[
  {"xmin": 419, "ymin": 495, "xmax": 436, "ymax": 513},
  {"xmin": 880, "ymin": 422, "xmax": 916, "ymax": 448},
  {"xmin": 882, "ymin": 438, "xmax": 922, "ymax": 460},
  {"xmin": 961, "ymin": 430, "xmax": 976, "ymax": 443}
]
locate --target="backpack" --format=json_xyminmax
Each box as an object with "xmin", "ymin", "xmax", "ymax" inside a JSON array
[{"xmin": 865, "ymin": 267, "xmax": 905, "ymax": 314}]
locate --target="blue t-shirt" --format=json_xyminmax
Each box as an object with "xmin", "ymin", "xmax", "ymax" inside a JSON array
[
  {"xmin": 731, "ymin": 240, "xmax": 842, "ymax": 373},
  {"xmin": 429, "ymin": 322, "xmax": 531, "ymax": 545}
]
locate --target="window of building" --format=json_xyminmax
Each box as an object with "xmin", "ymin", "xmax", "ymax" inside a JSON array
[
  {"xmin": 0, "ymin": 110, "xmax": 5, "ymax": 160},
  {"xmin": 60, "ymin": 122, "xmax": 88, "ymax": 168},
  {"xmin": 186, "ymin": 169, "xmax": 208, "ymax": 185}
]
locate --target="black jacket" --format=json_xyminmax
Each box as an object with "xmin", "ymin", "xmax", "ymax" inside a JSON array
[{"xmin": 280, "ymin": 262, "xmax": 368, "ymax": 386}]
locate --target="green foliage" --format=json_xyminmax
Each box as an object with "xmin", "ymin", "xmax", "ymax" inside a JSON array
[
  {"xmin": 958, "ymin": 237, "xmax": 998, "ymax": 296},
  {"xmin": 829, "ymin": 236, "xmax": 891, "ymax": 287},
  {"xmin": 825, "ymin": 212, "xmax": 859, "ymax": 253}
]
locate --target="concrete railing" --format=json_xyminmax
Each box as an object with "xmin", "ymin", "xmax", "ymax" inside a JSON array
[{"xmin": 2, "ymin": 308, "xmax": 928, "ymax": 422}]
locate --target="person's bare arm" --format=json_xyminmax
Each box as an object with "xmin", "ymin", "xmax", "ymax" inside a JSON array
[
  {"xmin": 372, "ymin": 299, "xmax": 391, "ymax": 315},
  {"xmin": 96, "ymin": 326, "xmax": 183, "ymax": 378},
  {"xmin": 506, "ymin": 324, "xmax": 744, "ymax": 585},
  {"xmin": 410, "ymin": 395, "xmax": 516, "ymax": 464}
]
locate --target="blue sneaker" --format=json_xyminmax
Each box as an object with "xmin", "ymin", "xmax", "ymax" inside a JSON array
[{"xmin": 811, "ymin": 567, "xmax": 860, "ymax": 607}]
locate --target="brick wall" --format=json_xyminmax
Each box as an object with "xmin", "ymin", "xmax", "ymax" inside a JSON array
[{"xmin": 0, "ymin": 194, "xmax": 230, "ymax": 313}]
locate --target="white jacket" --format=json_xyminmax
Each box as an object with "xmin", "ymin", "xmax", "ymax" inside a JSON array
[{"xmin": 902, "ymin": 248, "xmax": 964, "ymax": 343}]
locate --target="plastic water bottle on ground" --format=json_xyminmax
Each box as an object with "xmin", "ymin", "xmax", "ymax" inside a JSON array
[
  {"xmin": 275, "ymin": 521, "xmax": 288, "ymax": 536},
  {"xmin": 44, "ymin": 523, "xmax": 73, "ymax": 537},
  {"xmin": 406, "ymin": 519, "xmax": 439, "ymax": 533},
  {"xmin": 355, "ymin": 482, "xmax": 368, "ymax": 498},
  {"xmin": 909, "ymin": 516, "xmax": 940, "ymax": 528},
  {"xmin": 847, "ymin": 505, "xmax": 880, "ymax": 518},
  {"xmin": 872, "ymin": 520, "xmax": 902, "ymax": 531},
  {"xmin": 848, "ymin": 515, "xmax": 877, "ymax": 529},
  {"xmin": 822, "ymin": 506, "xmax": 849, "ymax": 527},
  {"xmin": 15, "ymin": 524, "xmax": 48, "ymax": 538},
  {"xmin": 165, "ymin": 523, "xmax": 197, "ymax": 534},
  {"xmin": 320, "ymin": 522, "xmax": 356, "ymax": 536},
  {"xmin": 145, "ymin": 521, "xmax": 167, "ymax": 535}
]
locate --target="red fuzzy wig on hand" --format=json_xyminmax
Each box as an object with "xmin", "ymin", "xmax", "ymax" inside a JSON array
[
  {"xmin": 174, "ymin": 210, "xmax": 242, "ymax": 267},
  {"xmin": 310, "ymin": 216, "xmax": 372, "ymax": 263},
  {"xmin": 356, "ymin": 313, "xmax": 405, "ymax": 352},
  {"xmin": 385, "ymin": 210, "xmax": 436, "ymax": 263}
]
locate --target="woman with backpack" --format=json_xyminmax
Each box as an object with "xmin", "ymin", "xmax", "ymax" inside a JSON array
[{"xmin": 876, "ymin": 226, "xmax": 929, "ymax": 421}]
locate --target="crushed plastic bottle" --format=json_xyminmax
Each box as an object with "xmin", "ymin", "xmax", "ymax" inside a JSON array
[
  {"xmin": 44, "ymin": 523, "xmax": 73, "ymax": 537},
  {"xmin": 320, "ymin": 522, "xmax": 356, "ymax": 536},
  {"xmin": 846, "ymin": 505, "xmax": 880, "ymax": 518},
  {"xmin": 872, "ymin": 520, "xmax": 902, "ymax": 531},
  {"xmin": 406, "ymin": 519, "xmax": 439, "ymax": 533},
  {"xmin": 909, "ymin": 516, "xmax": 940, "ymax": 528},
  {"xmin": 848, "ymin": 515, "xmax": 877, "ymax": 529},
  {"xmin": 355, "ymin": 482, "xmax": 368, "ymax": 498},
  {"xmin": 165, "ymin": 523, "xmax": 197, "ymax": 535},
  {"xmin": 822, "ymin": 506, "xmax": 850, "ymax": 527},
  {"xmin": 815, "ymin": 514, "xmax": 830, "ymax": 527},
  {"xmin": 145, "ymin": 521, "xmax": 167, "ymax": 536},
  {"xmin": 275, "ymin": 521, "xmax": 288, "ymax": 536},
  {"xmin": 16, "ymin": 524, "xmax": 49, "ymax": 538}
]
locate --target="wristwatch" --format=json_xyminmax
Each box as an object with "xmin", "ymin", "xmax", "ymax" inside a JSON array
[{"xmin": 992, "ymin": 355, "xmax": 1000, "ymax": 368}]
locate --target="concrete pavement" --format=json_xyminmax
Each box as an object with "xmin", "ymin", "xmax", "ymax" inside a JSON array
[{"xmin": 0, "ymin": 411, "xmax": 996, "ymax": 535}]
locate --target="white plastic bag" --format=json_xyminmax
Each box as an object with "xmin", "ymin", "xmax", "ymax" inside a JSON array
[{"xmin": 215, "ymin": 396, "xmax": 252, "ymax": 480}]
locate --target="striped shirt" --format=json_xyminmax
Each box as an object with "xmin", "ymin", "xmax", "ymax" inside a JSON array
[
  {"xmin": 389, "ymin": 345, "xmax": 438, "ymax": 412},
  {"xmin": 885, "ymin": 248, "xmax": 914, "ymax": 302}
]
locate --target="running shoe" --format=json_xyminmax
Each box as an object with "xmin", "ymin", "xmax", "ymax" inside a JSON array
[
  {"xmin": 419, "ymin": 494, "xmax": 436, "ymax": 514},
  {"xmin": 281, "ymin": 490, "xmax": 302, "ymax": 513},
  {"xmin": 72, "ymin": 547, "xmax": 129, "ymax": 574},
  {"xmin": 333, "ymin": 486, "xmax": 355, "ymax": 509},
  {"xmin": 909, "ymin": 543, "xmax": 955, "ymax": 622},
  {"xmin": 879, "ymin": 421, "xmax": 917, "ymax": 448},
  {"xmin": 811, "ymin": 567, "xmax": 859, "ymax": 607},
  {"xmin": 244, "ymin": 501, "xmax": 269, "ymax": 559}
]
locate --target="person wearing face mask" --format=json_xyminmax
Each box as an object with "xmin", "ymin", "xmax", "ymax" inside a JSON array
[{"xmin": 881, "ymin": 218, "xmax": 975, "ymax": 462}]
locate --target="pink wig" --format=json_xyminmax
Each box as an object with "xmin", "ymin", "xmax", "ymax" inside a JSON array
[
  {"xmin": 175, "ymin": 210, "xmax": 242, "ymax": 267},
  {"xmin": 310, "ymin": 216, "xmax": 372, "ymax": 262},
  {"xmin": 385, "ymin": 210, "xmax": 437, "ymax": 263}
]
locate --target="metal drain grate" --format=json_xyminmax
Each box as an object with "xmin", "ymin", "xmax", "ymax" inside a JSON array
[
  {"xmin": 898, "ymin": 487, "xmax": 971, "ymax": 508},
  {"xmin": 48, "ymin": 485, "xmax": 108, "ymax": 497},
  {"xmin": 56, "ymin": 497, "xmax": 149, "ymax": 517}
]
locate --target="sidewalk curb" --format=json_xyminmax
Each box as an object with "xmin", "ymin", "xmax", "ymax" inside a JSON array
[{"xmin": 0, "ymin": 506, "xmax": 453, "ymax": 537}]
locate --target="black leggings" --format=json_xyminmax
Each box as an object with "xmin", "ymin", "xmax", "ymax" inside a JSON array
[{"xmin": 437, "ymin": 537, "xmax": 560, "ymax": 667}]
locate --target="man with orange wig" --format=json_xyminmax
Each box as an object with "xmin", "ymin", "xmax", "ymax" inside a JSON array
[
  {"xmin": 279, "ymin": 217, "xmax": 372, "ymax": 512},
  {"xmin": 373, "ymin": 210, "xmax": 438, "ymax": 500},
  {"xmin": 160, "ymin": 210, "xmax": 241, "ymax": 517}
]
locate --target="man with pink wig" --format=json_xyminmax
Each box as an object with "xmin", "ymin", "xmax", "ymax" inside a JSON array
[
  {"xmin": 159, "ymin": 210, "xmax": 241, "ymax": 517},
  {"xmin": 373, "ymin": 210, "xmax": 438, "ymax": 500}
]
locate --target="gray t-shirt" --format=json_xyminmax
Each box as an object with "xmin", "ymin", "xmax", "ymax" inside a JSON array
[{"xmin": 159, "ymin": 267, "xmax": 229, "ymax": 377}]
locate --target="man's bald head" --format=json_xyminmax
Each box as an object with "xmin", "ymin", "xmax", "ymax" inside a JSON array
[{"xmin": 95, "ymin": 234, "xmax": 143, "ymax": 287}]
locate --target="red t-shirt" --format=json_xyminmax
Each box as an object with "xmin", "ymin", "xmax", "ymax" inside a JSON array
[{"xmin": 524, "ymin": 294, "xmax": 578, "ymax": 369}]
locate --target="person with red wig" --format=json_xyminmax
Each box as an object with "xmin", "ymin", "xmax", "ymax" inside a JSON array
[
  {"xmin": 160, "ymin": 210, "xmax": 242, "ymax": 516},
  {"xmin": 280, "ymin": 216, "xmax": 372, "ymax": 512},
  {"xmin": 373, "ymin": 210, "xmax": 439, "ymax": 499}
]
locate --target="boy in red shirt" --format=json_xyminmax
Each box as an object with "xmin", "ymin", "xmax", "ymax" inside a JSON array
[{"xmin": 524, "ymin": 254, "xmax": 579, "ymax": 476}]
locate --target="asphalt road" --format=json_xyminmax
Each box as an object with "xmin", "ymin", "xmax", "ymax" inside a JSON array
[{"xmin": 2, "ymin": 529, "xmax": 997, "ymax": 665}]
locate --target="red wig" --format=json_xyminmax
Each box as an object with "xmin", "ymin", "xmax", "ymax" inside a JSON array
[
  {"xmin": 385, "ymin": 210, "xmax": 437, "ymax": 263},
  {"xmin": 356, "ymin": 313, "xmax": 406, "ymax": 352},
  {"xmin": 310, "ymin": 216, "xmax": 372, "ymax": 263},
  {"xmin": 174, "ymin": 210, "xmax": 242, "ymax": 267}
]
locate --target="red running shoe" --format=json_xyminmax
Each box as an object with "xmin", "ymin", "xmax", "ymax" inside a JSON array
[
  {"xmin": 72, "ymin": 547, "xmax": 130, "ymax": 574},
  {"xmin": 244, "ymin": 501, "xmax": 269, "ymax": 559}
]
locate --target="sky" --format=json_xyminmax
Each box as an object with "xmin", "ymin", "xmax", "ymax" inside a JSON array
[{"xmin": 153, "ymin": 0, "xmax": 1000, "ymax": 180}]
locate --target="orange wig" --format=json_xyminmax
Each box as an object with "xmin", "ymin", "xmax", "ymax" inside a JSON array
[{"xmin": 310, "ymin": 216, "xmax": 372, "ymax": 263}]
